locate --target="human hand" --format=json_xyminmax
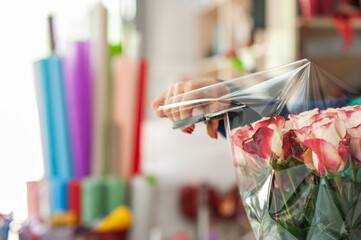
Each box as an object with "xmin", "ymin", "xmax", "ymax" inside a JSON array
[{"xmin": 152, "ymin": 78, "xmax": 230, "ymax": 139}]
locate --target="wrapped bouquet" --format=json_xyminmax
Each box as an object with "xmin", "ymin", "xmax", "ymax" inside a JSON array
[
  {"xmin": 159, "ymin": 59, "xmax": 361, "ymax": 239},
  {"xmin": 230, "ymin": 105, "xmax": 361, "ymax": 239}
]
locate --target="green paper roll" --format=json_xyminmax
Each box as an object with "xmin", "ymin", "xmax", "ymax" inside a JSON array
[
  {"xmin": 104, "ymin": 177, "xmax": 126, "ymax": 215},
  {"xmin": 81, "ymin": 178, "xmax": 104, "ymax": 225}
]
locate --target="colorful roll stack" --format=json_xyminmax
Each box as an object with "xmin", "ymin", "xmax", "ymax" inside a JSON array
[{"xmin": 27, "ymin": 3, "xmax": 150, "ymax": 238}]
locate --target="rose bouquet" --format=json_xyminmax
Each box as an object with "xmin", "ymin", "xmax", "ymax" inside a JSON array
[{"xmin": 228, "ymin": 105, "xmax": 361, "ymax": 240}]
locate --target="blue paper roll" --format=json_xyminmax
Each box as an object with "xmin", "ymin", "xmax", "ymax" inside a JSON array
[
  {"xmin": 49, "ymin": 178, "xmax": 68, "ymax": 213},
  {"xmin": 35, "ymin": 60, "xmax": 57, "ymax": 177},
  {"xmin": 35, "ymin": 56, "xmax": 73, "ymax": 178}
]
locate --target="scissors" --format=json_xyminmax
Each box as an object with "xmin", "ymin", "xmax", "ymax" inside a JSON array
[{"xmin": 171, "ymin": 104, "xmax": 247, "ymax": 129}]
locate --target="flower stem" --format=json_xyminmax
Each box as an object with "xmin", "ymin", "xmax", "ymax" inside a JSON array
[
  {"xmin": 323, "ymin": 177, "xmax": 332, "ymax": 189},
  {"xmin": 334, "ymin": 175, "xmax": 345, "ymax": 198},
  {"xmin": 275, "ymin": 171, "xmax": 294, "ymax": 224},
  {"xmin": 270, "ymin": 174, "xmax": 278, "ymax": 222},
  {"xmin": 287, "ymin": 170, "xmax": 300, "ymax": 200},
  {"xmin": 351, "ymin": 161, "xmax": 357, "ymax": 183},
  {"xmin": 286, "ymin": 170, "xmax": 301, "ymax": 207}
]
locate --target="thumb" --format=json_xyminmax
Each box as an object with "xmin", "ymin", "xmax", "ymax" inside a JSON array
[{"xmin": 207, "ymin": 119, "xmax": 219, "ymax": 139}]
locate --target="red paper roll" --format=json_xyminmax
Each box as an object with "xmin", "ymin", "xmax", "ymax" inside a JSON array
[{"xmin": 67, "ymin": 179, "xmax": 82, "ymax": 223}]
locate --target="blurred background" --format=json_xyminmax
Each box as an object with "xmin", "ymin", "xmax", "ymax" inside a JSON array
[{"xmin": 0, "ymin": 0, "xmax": 360, "ymax": 239}]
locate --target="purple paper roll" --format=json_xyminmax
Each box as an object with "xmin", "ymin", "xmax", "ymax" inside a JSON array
[{"xmin": 64, "ymin": 42, "xmax": 93, "ymax": 178}]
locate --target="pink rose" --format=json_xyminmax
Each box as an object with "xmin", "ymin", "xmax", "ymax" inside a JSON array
[
  {"xmin": 231, "ymin": 125, "xmax": 261, "ymax": 169},
  {"xmin": 251, "ymin": 116, "xmax": 285, "ymax": 132},
  {"xmin": 320, "ymin": 108, "xmax": 340, "ymax": 118},
  {"xmin": 295, "ymin": 117, "xmax": 350, "ymax": 176},
  {"xmin": 232, "ymin": 125, "xmax": 254, "ymax": 149},
  {"xmin": 338, "ymin": 105, "xmax": 361, "ymax": 128},
  {"xmin": 232, "ymin": 116, "xmax": 287, "ymax": 168},
  {"xmin": 288, "ymin": 108, "xmax": 320, "ymax": 129},
  {"xmin": 245, "ymin": 116, "xmax": 286, "ymax": 166},
  {"xmin": 347, "ymin": 123, "xmax": 361, "ymax": 164},
  {"xmin": 282, "ymin": 130, "xmax": 305, "ymax": 162}
]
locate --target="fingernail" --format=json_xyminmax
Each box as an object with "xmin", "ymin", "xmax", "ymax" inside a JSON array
[
  {"xmin": 214, "ymin": 130, "xmax": 218, "ymax": 139},
  {"xmin": 186, "ymin": 129, "xmax": 192, "ymax": 134}
]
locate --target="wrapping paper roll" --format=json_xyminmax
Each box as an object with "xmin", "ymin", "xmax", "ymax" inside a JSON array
[
  {"xmin": 27, "ymin": 181, "xmax": 40, "ymax": 219},
  {"xmin": 64, "ymin": 42, "xmax": 93, "ymax": 178},
  {"xmin": 108, "ymin": 44, "xmax": 122, "ymax": 177},
  {"xmin": 34, "ymin": 60, "xmax": 56, "ymax": 177},
  {"xmin": 133, "ymin": 59, "xmax": 147, "ymax": 175},
  {"xmin": 129, "ymin": 176, "xmax": 156, "ymax": 240},
  {"xmin": 82, "ymin": 178, "xmax": 104, "ymax": 225},
  {"xmin": 68, "ymin": 179, "xmax": 82, "ymax": 223},
  {"xmin": 90, "ymin": 3, "xmax": 110, "ymax": 177},
  {"xmin": 103, "ymin": 177, "xmax": 126, "ymax": 214},
  {"xmin": 49, "ymin": 178, "xmax": 68, "ymax": 213},
  {"xmin": 111, "ymin": 57, "xmax": 140, "ymax": 179},
  {"xmin": 38, "ymin": 180, "xmax": 51, "ymax": 220},
  {"xmin": 35, "ymin": 57, "xmax": 73, "ymax": 178}
]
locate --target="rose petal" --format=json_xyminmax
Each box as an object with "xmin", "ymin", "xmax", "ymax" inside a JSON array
[
  {"xmin": 350, "ymin": 137, "xmax": 361, "ymax": 164},
  {"xmin": 301, "ymin": 148, "xmax": 317, "ymax": 172},
  {"xmin": 232, "ymin": 125, "xmax": 254, "ymax": 148},
  {"xmin": 344, "ymin": 111, "xmax": 361, "ymax": 128},
  {"xmin": 242, "ymin": 138, "xmax": 257, "ymax": 155},
  {"xmin": 271, "ymin": 131, "xmax": 283, "ymax": 157},
  {"xmin": 251, "ymin": 117, "xmax": 270, "ymax": 130},
  {"xmin": 303, "ymin": 138, "xmax": 343, "ymax": 174},
  {"xmin": 289, "ymin": 108, "xmax": 320, "ymax": 129},
  {"xmin": 274, "ymin": 116, "xmax": 286, "ymax": 130},
  {"xmin": 282, "ymin": 131, "xmax": 294, "ymax": 160},
  {"xmin": 347, "ymin": 124, "xmax": 361, "ymax": 138},
  {"xmin": 285, "ymin": 120, "xmax": 293, "ymax": 130},
  {"xmin": 320, "ymin": 108, "xmax": 340, "ymax": 118},
  {"xmin": 232, "ymin": 144, "xmax": 246, "ymax": 165},
  {"xmin": 338, "ymin": 140, "xmax": 350, "ymax": 169},
  {"xmin": 253, "ymin": 127, "xmax": 273, "ymax": 159},
  {"xmin": 283, "ymin": 130, "xmax": 304, "ymax": 160},
  {"xmin": 311, "ymin": 118, "xmax": 345, "ymax": 148},
  {"xmin": 253, "ymin": 127, "xmax": 282, "ymax": 160},
  {"xmin": 311, "ymin": 152, "xmax": 326, "ymax": 175},
  {"xmin": 295, "ymin": 126, "xmax": 312, "ymax": 143},
  {"xmin": 341, "ymin": 105, "xmax": 361, "ymax": 111},
  {"xmin": 251, "ymin": 116, "xmax": 285, "ymax": 132}
]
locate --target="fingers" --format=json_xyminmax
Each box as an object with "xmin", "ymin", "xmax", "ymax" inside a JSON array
[
  {"xmin": 207, "ymin": 119, "xmax": 219, "ymax": 139},
  {"xmin": 152, "ymin": 89, "xmax": 168, "ymax": 117},
  {"xmin": 163, "ymin": 86, "xmax": 175, "ymax": 121},
  {"xmin": 152, "ymin": 78, "xmax": 225, "ymax": 138},
  {"xmin": 179, "ymin": 82, "xmax": 199, "ymax": 120},
  {"xmin": 171, "ymin": 82, "xmax": 185, "ymax": 121},
  {"xmin": 181, "ymin": 124, "xmax": 195, "ymax": 134}
]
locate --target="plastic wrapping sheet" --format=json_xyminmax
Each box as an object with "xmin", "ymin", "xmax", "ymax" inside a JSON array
[
  {"xmin": 159, "ymin": 59, "xmax": 358, "ymax": 127},
  {"xmin": 160, "ymin": 59, "xmax": 361, "ymax": 239}
]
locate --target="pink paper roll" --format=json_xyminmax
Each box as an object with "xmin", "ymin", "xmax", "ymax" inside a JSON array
[
  {"xmin": 64, "ymin": 42, "xmax": 93, "ymax": 178},
  {"xmin": 111, "ymin": 57, "xmax": 140, "ymax": 179},
  {"xmin": 26, "ymin": 181, "xmax": 40, "ymax": 219}
]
